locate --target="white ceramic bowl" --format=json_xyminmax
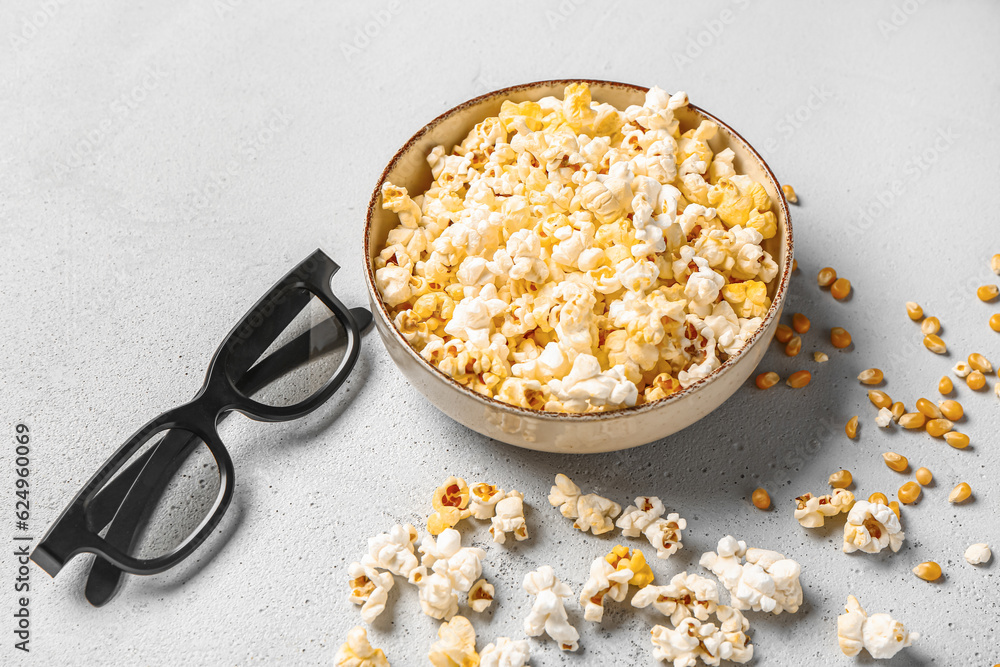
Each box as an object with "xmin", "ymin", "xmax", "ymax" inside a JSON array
[{"xmin": 364, "ymin": 80, "xmax": 792, "ymax": 453}]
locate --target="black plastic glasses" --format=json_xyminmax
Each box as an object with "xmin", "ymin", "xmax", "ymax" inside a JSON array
[{"xmin": 31, "ymin": 249, "xmax": 371, "ymax": 605}]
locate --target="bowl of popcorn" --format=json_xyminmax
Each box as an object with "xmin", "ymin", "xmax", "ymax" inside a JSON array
[{"xmin": 364, "ymin": 80, "xmax": 792, "ymax": 453}]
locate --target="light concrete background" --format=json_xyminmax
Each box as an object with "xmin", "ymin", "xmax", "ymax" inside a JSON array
[{"xmin": 1, "ymin": 1, "xmax": 998, "ymax": 665}]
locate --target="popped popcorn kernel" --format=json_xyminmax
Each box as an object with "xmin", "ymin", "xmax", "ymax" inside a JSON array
[
  {"xmin": 632, "ymin": 571, "xmax": 719, "ymax": 626},
  {"xmin": 842, "ymin": 501, "xmax": 905, "ymax": 554},
  {"xmin": 700, "ymin": 536, "xmax": 802, "ymax": 615},
  {"xmin": 964, "ymin": 543, "xmax": 992, "ymax": 565},
  {"xmin": 348, "ymin": 562, "xmax": 395, "ymax": 624},
  {"xmin": 837, "ymin": 595, "xmax": 918, "ymax": 660},
  {"xmin": 548, "ymin": 473, "xmax": 582, "ymax": 519},
  {"xmin": 793, "ymin": 489, "xmax": 855, "ymax": 528},
  {"xmin": 468, "ymin": 579, "xmax": 495, "ymax": 613},
  {"xmin": 375, "ymin": 83, "xmax": 780, "ymax": 413},
  {"xmin": 616, "ymin": 496, "xmax": 666, "ymax": 536},
  {"xmin": 429, "ymin": 476, "xmax": 472, "ymax": 535},
  {"xmin": 644, "ymin": 513, "xmax": 687, "ymax": 559},
  {"xmin": 335, "ymin": 626, "xmax": 390, "ymax": 667},
  {"xmin": 428, "ymin": 615, "xmax": 480, "ymax": 667},
  {"xmin": 579, "ymin": 554, "xmax": 632, "ymax": 622},
  {"xmin": 523, "ymin": 565, "xmax": 580, "ymax": 651},
  {"xmin": 469, "ymin": 482, "xmax": 504, "ymax": 520},
  {"xmin": 490, "ymin": 490, "xmax": 529, "ymax": 544},
  {"xmin": 479, "ymin": 637, "xmax": 530, "ymax": 667},
  {"xmin": 605, "ymin": 544, "xmax": 655, "ymax": 587}
]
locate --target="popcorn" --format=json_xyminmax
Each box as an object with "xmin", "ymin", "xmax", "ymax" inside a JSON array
[
  {"xmin": 490, "ymin": 490, "xmax": 529, "ymax": 544},
  {"xmin": 415, "ymin": 571, "xmax": 460, "ymax": 621},
  {"xmin": 548, "ymin": 473, "xmax": 582, "ymax": 519},
  {"xmin": 716, "ymin": 606, "xmax": 753, "ymax": 663},
  {"xmin": 375, "ymin": 83, "xmax": 779, "ymax": 413},
  {"xmin": 842, "ymin": 501, "xmax": 905, "ymax": 554},
  {"xmin": 700, "ymin": 536, "xmax": 802, "ymax": 614},
  {"xmin": 362, "ymin": 524, "xmax": 420, "ymax": 578},
  {"xmin": 418, "ymin": 529, "xmax": 486, "ymax": 593},
  {"xmin": 335, "ymin": 626, "xmax": 390, "ymax": 667},
  {"xmin": 793, "ymin": 489, "xmax": 855, "ymax": 528},
  {"xmin": 632, "ymin": 572, "xmax": 719, "ymax": 626},
  {"xmin": 469, "ymin": 483, "xmax": 504, "ymax": 519},
  {"xmin": 468, "ymin": 579, "xmax": 495, "ymax": 612},
  {"xmin": 644, "ymin": 513, "xmax": 687, "ymax": 559},
  {"xmin": 616, "ymin": 496, "xmax": 666, "ymax": 536},
  {"xmin": 523, "ymin": 565, "xmax": 580, "ymax": 651},
  {"xmin": 428, "ymin": 477, "xmax": 472, "ymax": 536},
  {"xmin": 348, "ymin": 562, "xmax": 395, "ymax": 624},
  {"xmin": 650, "ymin": 616, "xmax": 752, "ymax": 667},
  {"xmin": 579, "ymin": 555, "xmax": 632, "ymax": 622},
  {"xmin": 837, "ymin": 595, "xmax": 918, "ymax": 660},
  {"xmin": 573, "ymin": 493, "xmax": 622, "ymax": 535},
  {"xmin": 965, "ymin": 543, "xmax": 992, "ymax": 565},
  {"xmin": 428, "ymin": 615, "xmax": 480, "ymax": 667},
  {"xmin": 606, "ymin": 544, "xmax": 655, "ymax": 587},
  {"xmin": 479, "ymin": 637, "xmax": 530, "ymax": 667},
  {"xmin": 875, "ymin": 407, "xmax": 893, "ymax": 427}
]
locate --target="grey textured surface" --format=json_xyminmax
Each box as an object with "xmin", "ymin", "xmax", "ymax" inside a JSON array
[{"xmin": 1, "ymin": 1, "xmax": 998, "ymax": 665}]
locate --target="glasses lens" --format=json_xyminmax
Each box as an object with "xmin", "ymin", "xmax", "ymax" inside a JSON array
[
  {"xmin": 92, "ymin": 428, "xmax": 222, "ymax": 561},
  {"xmin": 233, "ymin": 287, "xmax": 349, "ymax": 408}
]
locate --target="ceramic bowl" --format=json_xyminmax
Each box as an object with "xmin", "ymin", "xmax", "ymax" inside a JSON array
[{"xmin": 363, "ymin": 80, "xmax": 792, "ymax": 453}]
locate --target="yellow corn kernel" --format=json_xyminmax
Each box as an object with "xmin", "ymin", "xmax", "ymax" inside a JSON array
[
  {"xmin": 828, "ymin": 469, "xmax": 852, "ymax": 489},
  {"xmin": 775, "ymin": 324, "xmax": 794, "ymax": 344},
  {"xmin": 943, "ymin": 431, "xmax": 970, "ymax": 449},
  {"xmin": 938, "ymin": 399, "xmax": 963, "ymax": 420},
  {"xmin": 792, "ymin": 258, "xmax": 799, "ymax": 271},
  {"xmin": 751, "ymin": 487, "xmax": 771, "ymax": 510},
  {"xmin": 786, "ymin": 370, "xmax": 811, "ymax": 388},
  {"xmin": 912, "ymin": 561, "xmax": 942, "ymax": 582},
  {"xmin": 990, "ymin": 313, "xmax": 1000, "ymax": 332},
  {"xmin": 868, "ymin": 390, "xmax": 892, "ymax": 410},
  {"xmin": 845, "ymin": 416, "xmax": 859, "ymax": 439},
  {"xmin": 938, "ymin": 376, "xmax": 954, "ymax": 394},
  {"xmin": 992, "ymin": 253, "xmax": 1000, "ymax": 274},
  {"xmin": 977, "ymin": 284, "xmax": 999, "ymax": 302},
  {"xmin": 857, "ymin": 368, "xmax": 884, "ymax": 385},
  {"xmin": 888, "ymin": 501, "xmax": 901, "ymax": 518},
  {"xmin": 755, "ymin": 372, "xmax": 780, "ymax": 390},
  {"xmin": 785, "ymin": 335, "xmax": 802, "ymax": 357},
  {"xmin": 899, "ymin": 412, "xmax": 925, "ymax": 429},
  {"xmin": 831, "ymin": 278, "xmax": 851, "ymax": 300},
  {"xmin": 792, "ymin": 312, "xmax": 811, "ymax": 334},
  {"xmin": 882, "ymin": 452, "xmax": 909, "ymax": 472},
  {"xmin": 925, "ymin": 418, "xmax": 954, "ymax": 437},
  {"xmin": 817, "ymin": 267, "xmax": 837, "ymax": 288},
  {"xmin": 949, "ymin": 482, "xmax": 972, "ymax": 503},
  {"xmin": 923, "ymin": 334, "xmax": 946, "ymax": 354},
  {"xmin": 920, "ymin": 316, "xmax": 940, "ymax": 335},
  {"xmin": 898, "ymin": 481, "xmax": 921, "ymax": 504},
  {"xmin": 782, "ymin": 184, "xmax": 798, "ymax": 204},
  {"xmin": 905, "ymin": 301, "xmax": 923, "ymax": 320},
  {"xmin": 915, "ymin": 467, "xmax": 932, "ymax": 486},
  {"xmin": 968, "ymin": 353, "xmax": 993, "ymax": 374},
  {"xmin": 868, "ymin": 492, "xmax": 888, "ymax": 505},
  {"xmin": 830, "ymin": 327, "xmax": 852, "ymax": 349},
  {"xmin": 915, "ymin": 397, "xmax": 943, "ymax": 419},
  {"xmin": 967, "ymin": 370, "xmax": 986, "ymax": 390},
  {"xmin": 891, "ymin": 402, "xmax": 906, "ymax": 422}
]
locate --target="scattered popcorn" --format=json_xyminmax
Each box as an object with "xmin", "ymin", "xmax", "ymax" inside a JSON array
[
  {"xmin": 348, "ymin": 561, "xmax": 395, "ymax": 624},
  {"xmin": 716, "ymin": 606, "xmax": 754, "ymax": 663},
  {"xmin": 414, "ymin": 571, "xmax": 460, "ymax": 621},
  {"xmin": 606, "ymin": 544, "xmax": 655, "ymax": 587},
  {"xmin": 375, "ymin": 82, "xmax": 780, "ymax": 413},
  {"xmin": 616, "ymin": 496, "xmax": 666, "ymax": 536},
  {"xmin": 579, "ymin": 555, "xmax": 632, "ymax": 622},
  {"xmin": 813, "ymin": 351, "xmax": 829, "ymax": 362},
  {"xmin": 952, "ymin": 362, "xmax": 971, "ymax": 378},
  {"xmin": 335, "ymin": 626, "xmax": 390, "ymax": 667},
  {"xmin": 793, "ymin": 489, "xmax": 855, "ymax": 528},
  {"xmin": 362, "ymin": 524, "xmax": 420, "ymax": 578},
  {"xmin": 490, "ymin": 490, "xmax": 529, "ymax": 544},
  {"xmin": 574, "ymin": 493, "xmax": 622, "ymax": 534},
  {"xmin": 428, "ymin": 615, "xmax": 480, "ymax": 667},
  {"xmin": 428, "ymin": 476, "xmax": 472, "ymax": 535},
  {"xmin": 842, "ymin": 501, "xmax": 905, "ymax": 554},
  {"xmin": 412, "ymin": 529, "xmax": 487, "ymax": 620},
  {"xmin": 699, "ymin": 536, "xmax": 802, "ymax": 614},
  {"xmin": 644, "ymin": 513, "xmax": 687, "ymax": 559},
  {"xmin": 632, "ymin": 572, "xmax": 719, "ymax": 626},
  {"xmin": 837, "ymin": 595, "xmax": 918, "ymax": 660},
  {"xmin": 964, "ymin": 543, "xmax": 992, "ymax": 565},
  {"xmin": 523, "ymin": 565, "xmax": 580, "ymax": 651},
  {"xmin": 650, "ymin": 612, "xmax": 753, "ymax": 667},
  {"xmin": 468, "ymin": 579, "xmax": 495, "ymax": 612},
  {"xmin": 469, "ymin": 483, "xmax": 504, "ymax": 519},
  {"xmin": 479, "ymin": 637, "xmax": 531, "ymax": 667},
  {"xmin": 875, "ymin": 407, "xmax": 893, "ymax": 427},
  {"xmin": 548, "ymin": 473, "xmax": 582, "ymax": 519}
]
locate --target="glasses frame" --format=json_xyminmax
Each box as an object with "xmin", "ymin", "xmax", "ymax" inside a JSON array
[{"xmin": 32, "ymin": 249, "xmax": 366, "ymax": 580}]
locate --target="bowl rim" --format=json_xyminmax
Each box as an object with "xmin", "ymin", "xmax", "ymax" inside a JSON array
[{"xmin": 364, "ymin": 78, "xmax": 793, "ymax": 423}]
